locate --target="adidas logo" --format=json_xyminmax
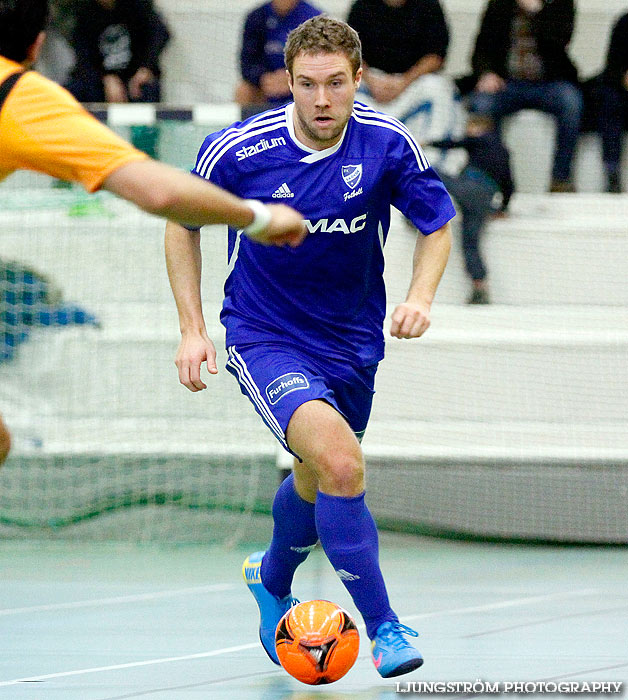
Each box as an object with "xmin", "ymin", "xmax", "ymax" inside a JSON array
[
  {"xmin": 272, "ymin": 182, "xmax": 294, "ymax": 199},
  {"xmin": 335, "ymin": 568, "xmax": 360, "ymax": 581}
]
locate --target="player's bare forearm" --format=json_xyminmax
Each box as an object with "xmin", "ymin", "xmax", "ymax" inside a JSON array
[
  {"xmin": 406, "ymin": 222, "xmax": 451, "ymax": 307},
  {"xmin": 390, "ymin": 222, "xmax": 451, "ymax": 339},
  {"xmin": 104, "ymin": 160, "xmax": 261, "ymax": 229},
  {"xmin": 165, "ymin": 221, "xmax": 217, "ymax": 390},
  {"xmin": 105, "ymin": 161, "xmax": 306, "ymax": 245},
  {"xmin": 165, "ymin": 220, "xmax": 206, "ymax": 334}
]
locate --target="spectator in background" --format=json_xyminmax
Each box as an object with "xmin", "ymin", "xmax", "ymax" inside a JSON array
[
  {"xmin": 468, "ymin": 0, "xmax": 582, "ymax": 193},
  {"xmin": 347, "ymin": 0, "xmax": 448, "ymax": 105},
  {"xmin": 34, "ymin": 0, "xmax": 76, "ymax": 84},
  {"xmin": 65, "ymin": 0, "xmax": 170, "ymax": 158},
  {"xmin": 235, "ymin": 0, "xmax": 321, "ymax": 119},
  {"xmin": 347, "ymin": 0, "xmax": 465, "ymax": 147},
  {"xmin": 594, "ymin": 11, "xmax": 628, "ymax": 193},
  {"xmin": 429, "ymin": 114, "xmax": 514, "ymax": 305}
]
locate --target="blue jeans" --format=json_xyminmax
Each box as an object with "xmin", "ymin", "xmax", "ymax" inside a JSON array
[
  {"xmin": 469, "ymin": 80, "xmax": 582, "ymax": 182},
  {"xmin": 438, "ymin": 167, "xmax": 498, "ymax": 282}
]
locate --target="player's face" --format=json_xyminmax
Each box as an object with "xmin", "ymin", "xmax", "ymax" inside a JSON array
[{"xmin": 288, "ymin": 52, "xmax": 361, "ymax": 151}]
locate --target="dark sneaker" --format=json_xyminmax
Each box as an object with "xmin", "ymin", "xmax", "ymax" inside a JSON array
[
  {"xmin": 607, "ymin": 172, "xmax": 622, "ymax": 194},
  {"xmin": 549, "ymin": 179, "xmax": 576, "ymax": 193}
]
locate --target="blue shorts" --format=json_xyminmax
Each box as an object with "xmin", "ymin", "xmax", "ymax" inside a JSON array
[{"xmin": 225, "ymin": 343, "xmax": 378, "ymax": 457}]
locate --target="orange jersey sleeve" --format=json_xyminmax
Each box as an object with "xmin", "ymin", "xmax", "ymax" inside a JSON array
[{"xmin": 0, "ymin": 58, "xmax": 147, "ymax": 191}]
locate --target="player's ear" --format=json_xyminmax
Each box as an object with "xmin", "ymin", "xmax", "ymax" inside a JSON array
[
  {"xmin": 286, "ymin": 69, "xmax": 294, "ymax": 94},
  {"xmin": 354, "ymin": 66, "xmax": 363, "ymax": 90},
  {"xmin": 25, "ymin": 31, "xmax": 46, "ymax": 67}
]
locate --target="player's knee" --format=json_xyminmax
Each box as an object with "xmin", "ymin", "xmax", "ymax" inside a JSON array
[{"xmin": 317, "ymin": 451, "xmax": 364, "ymax": 497}]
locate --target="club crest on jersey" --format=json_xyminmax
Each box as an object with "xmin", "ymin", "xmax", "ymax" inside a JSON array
[
  {"xmin": 342, "ymin": 164, "xmax": 363, "ymax": 190},
  {"xmin": 266, "ymin": 372, "xmax": 309, "ymax": 405}
]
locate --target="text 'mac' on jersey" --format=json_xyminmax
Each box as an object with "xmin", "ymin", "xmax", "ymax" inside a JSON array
[{"xmin": 191, "ymin": 101, "xmax": 455, "ymax": 368}]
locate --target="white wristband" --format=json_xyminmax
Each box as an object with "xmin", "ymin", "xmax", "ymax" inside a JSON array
[{"xmin": 242, "ymin": 199, "xmax": 272, "ymax": 239}]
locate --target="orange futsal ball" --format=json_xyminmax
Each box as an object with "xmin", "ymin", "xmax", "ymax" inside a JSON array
[{"xmin": 275, "ymin": 600, "xmax": 360, "ymax": 685}]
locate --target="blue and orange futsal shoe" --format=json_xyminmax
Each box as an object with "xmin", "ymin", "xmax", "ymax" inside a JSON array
[
  {"xmin": 242, "ymin": 551, "xmax": 298, "ymax": 665},
  {"xmin": 371, "ymin": 621, "xmax": 424, "ymax": 678}
]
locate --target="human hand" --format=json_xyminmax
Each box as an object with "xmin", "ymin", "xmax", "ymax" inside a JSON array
[
  {"xmin": 103, "ymin": 74, "xmax": 128, "ymax": 103},
  {"xmin": 476, "ymin": 72, "xmax": 506, "ymax": 94},
  {"xmin": 366, "ymin": 71, "xmax": 406, "ymax": 103},
  {"xmin": 128, "ymin": 67, "xmax": 155, "ymax": 100},
  {"xmin": 175, "ymin": 330, "xmax": 218, "ymax": 392},
  {"xmin": 390, "ymin": 300, "xmax": 431, "ymax": 339},
  {"xmin": 246, "ymin": 204, "xmax": 307, "ymax": 247},
  {"xmin": 516, "ymin": 0, "xmax": 543, "ymax": 13},
  {"xmin": 260, "ymin": 69, "xmax": 290, "ymax": 98}
]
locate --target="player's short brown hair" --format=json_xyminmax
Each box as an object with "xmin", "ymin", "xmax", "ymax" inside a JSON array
[{"xmin": 284, "ymin": 16, "xmax": 362, "ymax": 78}]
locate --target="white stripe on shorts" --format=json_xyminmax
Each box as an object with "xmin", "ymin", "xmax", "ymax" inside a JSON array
[{"xmin": 226, "ymin": 346, "xmax": 288, "ymax": 449}]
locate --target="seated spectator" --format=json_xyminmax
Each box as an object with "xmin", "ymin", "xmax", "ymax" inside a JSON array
[
  {"xmin": 35, "ymin": 0, "xmax": 76, "ymax": 85},
  {"xmin": 65, "ymin": 0, "xmax": 170, "ymax": 158},
  {"xmin": 347, "ymin": 0, "xmax": 464, "ymax": 146},
  {"xmin": 235, "ymin": 0, "xmax": 321, "ymax": 119},
  {"xmin": 429, "ymin": 114, "xmax": 514, "ymax": 305},
  {"xmin": 467, "ymin": 0, "xmax": 582, "ymax": 193},
  {"xmin": 594, "ymin": 11, "xmax": 628, "ymax": 193}
]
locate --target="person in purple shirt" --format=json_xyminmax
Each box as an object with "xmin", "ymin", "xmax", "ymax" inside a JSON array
[{"xmin": 235, "ymin": 0, "xmax": 321, "ymax": 117}]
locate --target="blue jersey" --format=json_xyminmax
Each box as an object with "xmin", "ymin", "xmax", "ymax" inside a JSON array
[{"xmin": 192, "ymin": 101, "xmax": 455, "ymax": 367}]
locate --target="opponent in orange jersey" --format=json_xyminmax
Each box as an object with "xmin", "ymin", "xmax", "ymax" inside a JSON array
[{"xmin": 0, "ymin": 0, "xmax": 306, "ymax": 465}]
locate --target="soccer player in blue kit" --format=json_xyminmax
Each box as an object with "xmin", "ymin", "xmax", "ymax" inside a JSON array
[{"xmin": 165, "ymin": 16, "xmax": 454, "ymax": 678}]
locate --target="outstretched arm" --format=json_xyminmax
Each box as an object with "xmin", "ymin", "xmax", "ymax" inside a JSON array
[
  {"xmin": 390, "ymin": 222, "xmax": 451, "ymax": 339},
  {"xmin": 105, "ymin": 160, "xmax": 306, "ymax": 246},
  {"xmin": 165, "ymin": 220, "xmax": 217, "ymax": 392}
]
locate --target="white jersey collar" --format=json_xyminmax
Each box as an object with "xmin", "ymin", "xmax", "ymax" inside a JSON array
[{"xmin": 286, "ymin": 102, "xmax": 348, "ymax": 163}]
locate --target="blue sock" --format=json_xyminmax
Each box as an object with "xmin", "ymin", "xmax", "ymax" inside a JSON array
[
  {"xmin": 260, "ymin": 472, "xmax": 318, "ymax": 599},
  {"xmin": 315, "ymin": 491, "xmax": 398, "ymax": 639}
]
